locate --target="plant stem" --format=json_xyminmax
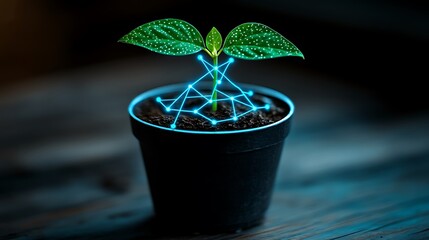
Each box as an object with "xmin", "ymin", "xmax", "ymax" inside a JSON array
[{"xmin": 212, "ymin": 55, "xmax": 218, "ymax": 111}]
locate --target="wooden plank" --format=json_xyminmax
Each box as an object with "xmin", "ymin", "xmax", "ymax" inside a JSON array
[
  {"xmin": 1, "ymin": 58, "xmax": 428, "ymax": 239},
  {"xmin": 2, "ymin": 152, "xmax": 428, "ymax": 239}
]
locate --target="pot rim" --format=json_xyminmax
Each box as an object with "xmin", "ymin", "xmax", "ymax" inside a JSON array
[{"xmin": 129, "ymin": 83, "xmax": 294, "ymax": 135}]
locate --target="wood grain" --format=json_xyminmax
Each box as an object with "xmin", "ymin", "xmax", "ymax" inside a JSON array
[{"xmin": 1, "ymin": 57, "xmax": 428, "ymax": 239}]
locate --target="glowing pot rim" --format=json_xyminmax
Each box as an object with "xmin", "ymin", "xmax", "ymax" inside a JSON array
[{"xmin": 129, "ymin": 83, "xmax": 294, "ymax": 135}]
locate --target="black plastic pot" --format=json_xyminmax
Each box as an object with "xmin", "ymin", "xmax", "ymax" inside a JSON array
[{"xmin": 129, "ymin": 83, "xmax": 294, "ymax": 233}]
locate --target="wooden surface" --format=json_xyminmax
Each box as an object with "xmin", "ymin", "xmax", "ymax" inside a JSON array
[{"xmin": 1, "ymin": 57, "xmax": 429, "ymax": 239}]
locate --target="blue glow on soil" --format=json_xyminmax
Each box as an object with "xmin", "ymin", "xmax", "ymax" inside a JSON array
[
  {"xmin": 154, "ymin": 56, "xmax": 274, "ymax": 129},
  {"xmin": 129, "ymin": 83, "xmax": 294, "ymax": 134}
]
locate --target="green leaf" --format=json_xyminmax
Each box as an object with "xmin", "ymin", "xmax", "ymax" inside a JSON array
[
  {"xmin": 206, "ymin": 27, "xmax": 222, "ymax": 55},
  {"xmin": 223, "ymin": 23, "xmax": 304, "ymax": 60},
  {"xmin": 118, "ymin": 18, "xmax": 205, "ymax": 56}
]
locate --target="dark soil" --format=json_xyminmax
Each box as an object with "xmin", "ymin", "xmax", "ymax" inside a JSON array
[{"xmin": 135, "ymin": 93, "xmax": 290, "ymax": 131}]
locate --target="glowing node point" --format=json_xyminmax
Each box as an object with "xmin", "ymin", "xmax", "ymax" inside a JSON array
[
  {"xmin": 154, "ymin": 57, "xmax": 263, "ymax": 126},
  {"xmin": 265, "ymin": 104, "xmax": 270, "ymax": 110}
]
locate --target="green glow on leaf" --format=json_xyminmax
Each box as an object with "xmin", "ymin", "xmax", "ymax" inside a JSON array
[
  {"xmin": 206, "ymin": 27, "xmax": 222, "ymax": 55},
  {"xmin": 223, "ymin": 23, "xmax": 304, "ymax": 60},
  {"xmin": 118, "ymin": 18, "xmax": 205, "ymax": 56}
]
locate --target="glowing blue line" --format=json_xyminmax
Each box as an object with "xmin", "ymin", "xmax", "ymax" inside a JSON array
[
  {"xmin": 230, "ymin": 87, "xmax": 254, "ymax": 107},
  {"xmin": 201, "ymin": 58, "xmax": 230, "ymax": 69},
  {"xmin": 237, "ymin": 109, "xmax": 253, "ymax": 118},
  {"xmin": 179, "ymin": 110, "xmax": 195, "ymax": 113},
  {"xmin": 216, "ymin": 98, "xmax": 234, "ymax": 101},
  {"xmin": 184, "ymin": 95, "xmax": 213, "ymax": 99},
  {"xmin": 200, "ymin": 58, "xmax": 211, "ymax": 66},
  {"xmin": 200, "ymin": 59, "xmax": 215, "ymax": 79},
  {"xmin": 233, "ymin": 99, "xmax": 253, "ymax": 108},
  {"xmin": 216, "ymin": 90, "xmax": 232, "ymax": 99},
  {"xmin": 228, "ymin": 93, "xmax": 244, "ymax": 99},
  {"xmin": 215, "ymin": 64, "xmax": 227, "ymax": 82},
  {"xmin": 217, "ymin": 70, "xmax": 255, "ymax": 107},
  {"xmin": 217, "ymin": 62, "xmax": 231, "ymax": 82},
  {"xmin": 168, "ymin": 88, "xmax": 188, "ymax": 108},
  {"xmin": 154, "ymin": 57, "xmax": 272, "ymax": 128},
  {"xmin": 194, "ymin": 112, "xmax": 205, "ymax": 119},
  {"xmin": 216, "ymin": 92, "xmax": 229, "ymax": 99},
  {"xmin": 158, "ymin": 101, "xmax": 168, "ymax": 109},
  {"xmin": 131, "ymin": 82, "xmax": 294, "ymax": 133},
  {"xmin": 218, "ymin": 60, "xmax": 231, "ymax": 68},
  {"xmin": 172, "ymin": 88, "xmax": 190, "ymax": 125},
  {"xmin": 223, "ymin": 77, "xmax": 245, "ymax": 95},
  {"xmin": 232, "ymin": 99, "xmax": 237, "ymax": 118},
  {"xmin": 214, "ymin": 62, "xmax": 231, "ymax": 83},
  {"xmin": 197, "ymin": 101, "xmax": 210, "ymax": 111},
  {"xmin": 218, "ymin": 73, "xmax": 241, "ymax": 89},
  {"xmin": 198, "ymin": 113, "xmax": 212, "ymax": 122},
  {"xmin": 191, "ymin": 69, "xmax": 213, "ymax": 85},
  {"xmin": 200, "ymin": 58, "xmax": 231, "ymax": 80},
  {"xmin": 192, "ymin": 88, "xmax": 210, "ymax": 101}
]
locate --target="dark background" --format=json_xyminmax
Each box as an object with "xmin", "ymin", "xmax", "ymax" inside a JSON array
[
  {"xmin": 1, "ymin": 1, "xmax": 429, "ymax": 238},
  {"xmin": 1, "ymin": 0, "xmax": 427, "ymax": 114}
]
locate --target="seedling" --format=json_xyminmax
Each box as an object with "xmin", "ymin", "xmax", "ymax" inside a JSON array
[{"xmin": 119, "ymin": 18, "xmax": 303, "ymax": 128}]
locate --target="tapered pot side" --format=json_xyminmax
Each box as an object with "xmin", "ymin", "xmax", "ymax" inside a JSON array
[{"xmin": 129, "ymin": 83, "xmax": 294, "ymax": 233}]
